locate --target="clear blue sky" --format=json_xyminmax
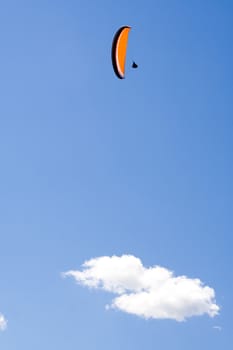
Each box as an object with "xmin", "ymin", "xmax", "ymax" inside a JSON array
[{"xmin": 0, "ymin": 0, "xmax": 232, "ymax": 348}]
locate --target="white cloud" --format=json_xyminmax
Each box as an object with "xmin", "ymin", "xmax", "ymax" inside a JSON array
[
  {"xmin": 0, "ymin": 314, "xmax": 7, "ymax": 331},
  {"xmin": 213, "ymin": 326, "xmax": 222, "ymax": 331},
  {"xmin": 64, "ymin": 254, "xmax": 220, "ymax": 322}
]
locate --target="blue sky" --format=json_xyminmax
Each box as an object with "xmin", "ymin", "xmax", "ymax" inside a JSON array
[{"xmin": 0, "ymin": 0, "xmax": 232, "ymax": 348}]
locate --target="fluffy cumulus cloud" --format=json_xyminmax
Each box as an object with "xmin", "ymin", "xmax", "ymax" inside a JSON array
[
  {"xmin": 64, "ymin": 255, "xmax": 220, "ymax": 322},
  {"xmin": 0, "ymin": 314, "xmax": 7, "ymax": 331}
]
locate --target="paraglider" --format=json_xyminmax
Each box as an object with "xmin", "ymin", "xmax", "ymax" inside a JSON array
[{"xmin": 111, "ymin": 26, "xmax": 138, "ymax": 79}]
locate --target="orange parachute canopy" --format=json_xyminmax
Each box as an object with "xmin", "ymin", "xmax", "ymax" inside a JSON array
[{"xmin": 111, "ymin": 26, "xmax": 131, "ymax": 79}]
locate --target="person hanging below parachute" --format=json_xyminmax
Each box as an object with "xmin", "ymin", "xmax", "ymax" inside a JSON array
[{"xmin": 111, "ymin": 26, "xmax": 138, "ymax": 79}]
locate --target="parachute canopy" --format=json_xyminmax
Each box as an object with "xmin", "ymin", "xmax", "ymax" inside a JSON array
[{"xmin": 111, "ymin": 26, "xmax": 131, "ymax": 79}]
